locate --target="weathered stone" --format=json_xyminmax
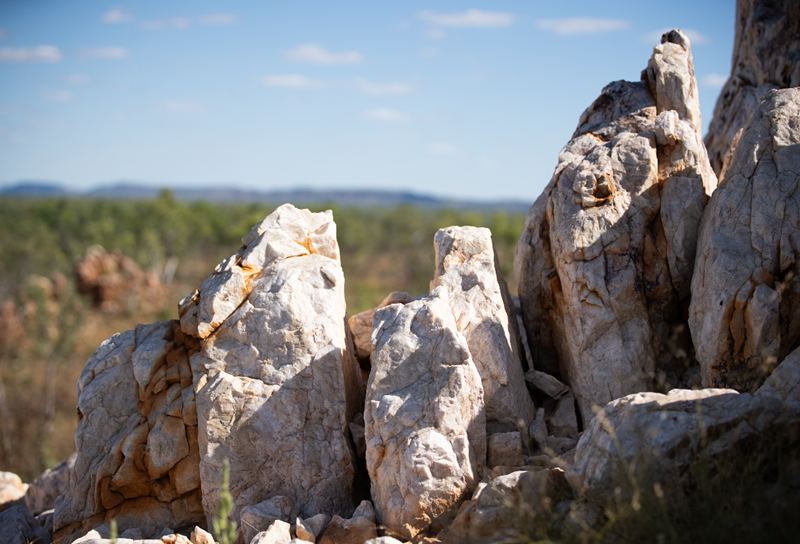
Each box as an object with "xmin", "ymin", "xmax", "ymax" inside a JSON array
[
  {"xmin": 515, "ymin": 30, "xmax": 716, "ymax": 422},
  {"xmin": 432, "ymin": 226, "xmax": 535, "ymax": 432},
  {"xmin": 74, "ymin": 246, "xmax": 154, "ymax": 312},
  {"xmin": 363, "ymin": 539, "xmax": 404, "ymax": 544},
  {"xmin": 365, "ymin": 288, "xmax": 486, "ymax": 540},
  {"xmin": 528, "ymin": 419, "xmax": 548, "ymax": 451},
  {"xmin": 252, "ymin": 520, "xmax": 292, "ymax": 544},
  {"xmin": 524, "ymin": 370, "xmax": 569, "ymax": 400},
  {"xmin": 348, "ymin": 292, "xmax": 413, "ymax": 359},
  {"xmin": 487, "ymin": 432, "xmax": 524, "ymax": 468},
  {"xmin": 191, "ymin": 205, "xmax": 362, "ymax": 535},
  {"xmin": 566, "ymin": 361, "xmax": 800, "ymax": 505},
  {"xmin": 179, "ymin": 204, "xmax": 339, "ymax": 339},
  {"xmin": 0, "ymin": 505, "xmax": 51, "ymax": 544},
  {"xmin": 26, "ymin": 453, "xmax": 76, "ymax": 515},
  {"xmin": 690, "ymin": 88, "xmax": 800, "ymax": 391},
  {"xmin": 189, "ymin": 526, "xmax": 215, "ymax": 544},
  {"xmin": 440, "ymin": 469, "xmax": 572, "ymax": 544},
  {"xmin": 296, "ymin": 513, "xmax": 328, "ymax": 543},
  {"xmin": 54, "ymin": 322, "xmax": 204, "ymax": 543},
  {"xmin": 705, "ymin": 0, "xmax": 800, "ymax": 176},
  {"xmin": 0, "ymin": 471, "xmax": 27, "ymax": 505},
  {"xmin": 317, "ymin": 502, "xmax": 377, "ymax": 544},
  {"xmin": 549, "ymin": 392, "xmax": 579, "ymax": 439},
  {"xmin": 240, "ymin": 496, "xmax": 293, "ymax": 544}
]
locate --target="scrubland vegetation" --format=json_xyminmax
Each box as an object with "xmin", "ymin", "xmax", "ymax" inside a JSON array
[{"xmin": 0, "ymin": 192, "xmax": 525, "ymax": 481}]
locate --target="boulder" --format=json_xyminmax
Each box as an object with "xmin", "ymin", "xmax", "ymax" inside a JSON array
[
  {"xmin": 365, "ymin": 288, "xmax": 486, "ymax": 540},
  {"xmin": 704, "ymin": 0, "xmax": 800, "ymax": 176},
  {"xmin": 188, "ymin": 205, "xmax": 363, "ymax": 532},
  {"xmin": 0, "ymin": 505, "xmax": 52, "ymax": 544},
  {"xmin": 251, "ymin": 520, "xmax": 292, "ymax": 544},
  {"xmin": 295, "ymin": 513, "xmax": 327, "ymax": 542},
  {"xmin": 317, "ymin": 500, "xmax": 377, "ymax": 544},
  {"xmin": 26, "ymin": 453, "xmax": 76, "ymax": 515},
  {"xmin": 348, "ymin": 292, "xmax": 413, "ymax": 360},
  {"xmin": 689, "ymin": 88, "xmax": 800, "ymax": 390},
  {"xmin": 567, "ymin": 347, "xmax": 800, "ymax": 505},
  {"xmin": 432, "ymin": 226, "xmax": 535, "ymax": 432},
  {"xmin": 524, "ymin": 370, "xmax": 569, "ymax": 400},
  {"xmin": 74, "ymin": 246, "xmax": 160, "ymax": 313},
  {"xmin": 240, "ymin": 496, "xmax": 293, "ymax": 544},
  {"xmin": 548, "ymin": 392, "xmax": 579, "ymax": 439},
  {"xmin": 189, "ymin": 526, "xmax": 215, "ymax": 544},
  {"xmin": 0, "ymin": 471, "xmax": 27, "ymax": 505},
  {"xmin": 54, "ymin": 321, "xmax": 204, "ymax": 543},
  {"xmin": 440, "ymin": 469, "xmax": 573, "ymax": 544},
  {"xmin": 514, "ymin": 30, "xmax": 717, "ymax": 422},
  {"xmin": 487, "ymin": 432, "xmax": 524, "ymax": 469}
]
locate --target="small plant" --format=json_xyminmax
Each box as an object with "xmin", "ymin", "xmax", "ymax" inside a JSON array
[
  {"xmin": 212, "ymin": 459, "xmax": 238, "ymax": 544},
  {"xmin": 109, "ymin": 519, "xmax": 117, "ymax": 544}
]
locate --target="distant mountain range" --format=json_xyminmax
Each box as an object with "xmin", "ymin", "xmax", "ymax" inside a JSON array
[{"xmin": 0, "ymin": 181, "xmax": 532, "ymax": 212}]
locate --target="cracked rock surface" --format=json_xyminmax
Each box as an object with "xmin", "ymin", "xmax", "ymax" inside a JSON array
[
  {"xmin": 188, "ymin": 204, "xmax": 363, "ymax": 532},
  {"xmin": 432, "ymin": 226, "xmax": 535, "ymax": 433},
  {"xmin": 365, "ymin": 288, "xmax": 486, "ymax": 540},
  {"xmin": 514, "ymin": 30, "xmax": 717, "ymax": 422},
  {"xmin": 690, "ymin": 88, "xmax": 800, "ymax": 390},
  {"xmin": 54, "ymin": 321, "xmax": 203, "ymax": 543},
  {"xmin": 704, "ymin": 0, "xmax": 800, "ymax": 177}
]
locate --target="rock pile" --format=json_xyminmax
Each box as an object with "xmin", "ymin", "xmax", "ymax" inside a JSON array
[
  {"xmin": 8, "ymin": 3, "xmax": 796, "ymax": 544},
  {"xmin": 74, "ymin": 246, "xmax": 160, "ymax": 312}
]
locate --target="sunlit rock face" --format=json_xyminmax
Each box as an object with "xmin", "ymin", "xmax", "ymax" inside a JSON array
[
  {"xmin": 704, "ymin": 0, "xmax": 800, "ymax": 178},
  {"xmin": 185, "ymin": 204, "xmax": 364, "ymax": 530},
  {"xmin": 365, "ymin": 288, "xmax": 486, "ymax": 541},
  {"xmin": 690, "ymin": 88, "xmax": 800, "ymax": 390},
  {"xmin": 431, "ymin": 226, "xmax": 535, "ymax": 433},
  {"xmin": 55, "ymin": 204, "xmax": 363, "ymax": 543},
  {"xmin": 514, "ymin": 30, "xmax": 717, "ymax": 422},
  {"xmin": 53, "ymin": 320, "xmax": 204, "ymax": 543}
]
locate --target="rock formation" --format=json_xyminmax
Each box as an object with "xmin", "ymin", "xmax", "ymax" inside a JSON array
[
  {"xmin": 74, "ymin": 246, "xmax": 160, "ymax": 313},
  {"xmin": 431, "ymin": 226, "xmax": 535, "ymax": 433},
  {"xmin": 26, "ymin": 453, "xmax": 76, "ymax": 516},
  {"xmin": 704, "ymin": 0, "xmax": 800, "ymax": 176},
  {"xmin": 186, "ymin": 204, "xmax": 363, "ymax": 529},
  {"xmin": 568, "ymin": 345, "xmax": 800, "ymax": 504},
  {"xmin": 514, "ymin": 30, "xmax": 717, "ymax": 422},
  {"xmin": 53, "ymin": 321, "xmax": 204, "ymax": 543},
  {"xmin": 365, "ymin": 288, "xmax": 486, "ymax": 540},
  {"xmin": 690, "ymin": 88, "xmax": 800, "ymax": 390}
]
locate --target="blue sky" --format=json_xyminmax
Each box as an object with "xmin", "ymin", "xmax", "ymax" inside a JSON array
[{"xmin": 0, "ymin": 1, "xmax": 735, "ymax": 201}]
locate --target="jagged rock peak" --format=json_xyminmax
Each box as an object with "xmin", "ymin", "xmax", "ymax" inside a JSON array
[{"xmin": 514, "ymin": 29, "xmax": 716, "ymax": 422}]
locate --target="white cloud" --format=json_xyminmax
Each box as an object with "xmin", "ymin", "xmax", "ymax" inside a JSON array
[
  {"xmin": 199, "ymin": 13, "xmax": 238, "ymax": 25},
  {"xmin": 285, "ymin": 43, "xmax": 363, "ymax": 64},
  {"xmin": 356, "ymin": 78, "xmax": 414, "ymax": 95},
  {"xmin": 157, "ymin": 101, "xmax": 205, "ymax": 113},
  {"xmin": 537, "ymin": 18, "xmax": 629, "ymax": 36},
  {"xmin": 102, "ymin": 6, "xmax": 133, "ymax": 24},
  {"xmin": 643, "ymin": 28, "xmax": 710, "ymax": 45},
  {"xmin": 427, "ymin": 143, "xmax": 458, "ymax": 155},
  {"xmin": 419, "ymin": 9, "xmax": 514, "ymax": 28},
  {"xmin": 262, "ymin": 74, "xmax": 325, "ymax": 89},
  {"xmin": 42, "ymin": 90, "xmax": 72, "ymax": 102},
  {"xmin": 364, "ymin": 108, "xmax": 408, "ymax": 122},
  {"xmin": 141, "ymin": 18, "xmax": 191, "ymax": 30},
  {"xmin": 81, "ymin": 46, "xmax": 129, "ymax": 59},
  {"xmin": 427, "ymin": 28, "xmax": 446, "ymax": 40},
  {"xmin": 65, "ymin": 74, "xmax": 91, "ymax": 85},
  {"xmin": 702, "ymin": 73, "xmax": 729, "ymax": 87},
  {"xmin": 0, "ymin": 45, "xmax": 62, "ymax": 63}
]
